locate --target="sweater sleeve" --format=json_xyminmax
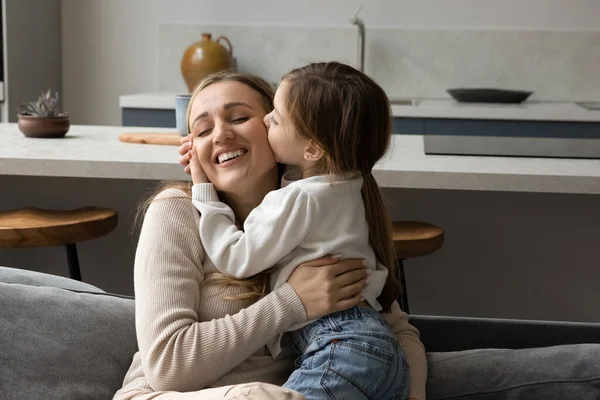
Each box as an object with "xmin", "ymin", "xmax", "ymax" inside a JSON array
[
  {"xmin": 134, "ymin": 189, "xmax": 307, "ymax": 392},
  {"xmin": 382, "ymin": 301, "xmax": 428, "ymax": 400},
  {"xmin": 191, "ymin": 183, "xmax": 316, "ymax": 278}
]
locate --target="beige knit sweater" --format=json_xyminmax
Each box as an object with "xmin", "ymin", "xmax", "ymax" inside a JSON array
[{"xmin": 115, "ymin": 188, "xmax": 427, "ymax": 399}]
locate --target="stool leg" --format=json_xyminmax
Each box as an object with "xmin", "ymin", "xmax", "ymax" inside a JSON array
[
  {"xmin": 65, "ymin": 243, "xmax": 82, "ymax": 281},
  {"xmin": 398, "ymin": 258, "xmax": 409, "ymax": 314}
]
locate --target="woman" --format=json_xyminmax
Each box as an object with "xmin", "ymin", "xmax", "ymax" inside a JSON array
[{"xmin": 114, "ymin": 71, "xmax": 426, "ymax": 400}]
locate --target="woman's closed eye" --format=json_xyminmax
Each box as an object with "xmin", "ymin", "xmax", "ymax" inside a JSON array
[
  {"xmin": 193, "ymin": 115, "xmax": 249, "ymax": 136},
  {"xmin": 231, "ymin": 115, "xmax": 250, "ymax": 123},
  {"xmin": 195, "ymin": 126, "xmax": 213, "ymax": 137}
]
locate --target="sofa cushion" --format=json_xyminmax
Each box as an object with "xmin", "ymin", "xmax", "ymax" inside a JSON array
[
  {"xmin": 3, "ymin": 267, "xmax": 600, "ymax": 400},
  {"xmin": 0, "ymin": 266, "xmax": 105, "ymax": 293},
  {"xmin": 0, "ymin": 274, "xmax": 136, "ymax": 400},
  {"xmin": 426, "ymin": 344, "xmax": 600, "ymax": 399}
]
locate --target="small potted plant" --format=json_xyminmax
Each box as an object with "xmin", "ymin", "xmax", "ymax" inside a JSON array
[{"xmin": 17, "ymin": 89, "xmax": 70, "ymax": 138}]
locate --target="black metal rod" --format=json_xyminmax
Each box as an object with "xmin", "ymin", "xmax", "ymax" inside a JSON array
[
  {"xmin": 398, "ymin": 259, "xmax": 409, "ymax": 314},
  {"xmin": 65, "ymin": 243, "xmax": 82, "ymax": 281}
]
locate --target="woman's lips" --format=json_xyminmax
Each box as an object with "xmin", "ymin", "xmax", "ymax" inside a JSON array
[
  {"xmin": 215, "ymin": 150, "xmax": 248, "ymax": 168},
  {"xmin": 216, "ymin": 148, "xmax": 247, "ymax": 164}
]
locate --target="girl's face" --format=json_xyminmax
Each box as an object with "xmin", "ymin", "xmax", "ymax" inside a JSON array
[
  {"xmin": 263, "ymin": 81, "xmax": 311, "ymax": 168},
  {"xmin": 188, "ymin": 81, "xmax": 277, "ymax": 193}
]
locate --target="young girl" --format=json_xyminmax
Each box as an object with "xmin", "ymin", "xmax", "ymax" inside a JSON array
[{"xmin": 189, "ymin": 62, "xmax": 410, "ymax": 399}]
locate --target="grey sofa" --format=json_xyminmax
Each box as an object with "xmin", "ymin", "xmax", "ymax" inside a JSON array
[{"xmin": 1, "ymin": 266, "xmax": 600, "ymax": 400}]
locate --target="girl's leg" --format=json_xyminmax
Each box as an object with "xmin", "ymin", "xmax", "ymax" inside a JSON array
[{"xmin": 284, "ymin": 307, "xmax": 409, "ymax": 400}]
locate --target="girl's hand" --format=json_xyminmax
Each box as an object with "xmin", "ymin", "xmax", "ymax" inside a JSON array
[
  {"xmin": 189, "ymin": 143, "xmax": 209, "ymax": 184},
  {"xmin": 178, "ymin": 135, "xmax": 192, "ymax": 175},
  {"xmin": 287, "ymin": 256, "xmax": 367, "ymax": 320}
]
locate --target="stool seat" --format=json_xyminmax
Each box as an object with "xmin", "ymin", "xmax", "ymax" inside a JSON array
[
  {"xmin": 392, "ymin": 220, "xmax": 445, "ymax": 314},
  {"xmin": 0, "ymin": 207, "xmax": 118, "ymax": 248},
  {"xmin": 392, "ymin": 221, "xmax": 444, "ymax": 259}
]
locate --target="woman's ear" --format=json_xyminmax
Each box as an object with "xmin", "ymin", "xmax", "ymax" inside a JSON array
[{"xmin": 304, "ymin": 142, "xmax": 325, "ymax": 162}]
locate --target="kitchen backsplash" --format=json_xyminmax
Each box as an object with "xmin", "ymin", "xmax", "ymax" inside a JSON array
[
  {"xmin": 159, "ymin": 24, "xmax": 359, "ymax": 93},
  {"xmin": 160, "ymin": 24, "xmax": 600, "ymax": 101},
  {"xmin": 366, "ymin": 29, "xmax": 600, "ymax": 101}
]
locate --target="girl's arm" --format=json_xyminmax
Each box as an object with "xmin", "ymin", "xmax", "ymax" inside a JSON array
[
  {"xmin": 191, "ymin": 183, "xmax": 316, "ymax": 278},
  {"xmin": 382, "ymin": 301, "xmax": 428, "ymax": 400}
]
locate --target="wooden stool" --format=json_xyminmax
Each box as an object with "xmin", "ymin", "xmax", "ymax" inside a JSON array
[
  {"xmin": 393, "ymin": 221, "xmax": 444, "ymax": 313},
  {"xmin": 0, "ymin": 207, "xmax": 118, "ymax": 281}
]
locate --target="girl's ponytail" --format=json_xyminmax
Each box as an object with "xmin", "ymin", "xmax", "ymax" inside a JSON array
[{"xmin": 361, "ymin": 173, "xmax": 400, "ymax": 312}]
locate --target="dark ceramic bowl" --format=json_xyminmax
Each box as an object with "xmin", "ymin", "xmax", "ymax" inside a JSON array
[
  {"xmin": 17, "ymin": 114, "xmax": 70, "ymax": 138},
  {"xmin": 447, "ymin": 88, "xmax": 533, "ymax": 104}
]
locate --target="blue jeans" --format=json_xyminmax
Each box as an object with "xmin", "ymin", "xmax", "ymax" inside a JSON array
[{"xmin": 283, "ymin": 306, "xmax": 409, "ymax": 400}]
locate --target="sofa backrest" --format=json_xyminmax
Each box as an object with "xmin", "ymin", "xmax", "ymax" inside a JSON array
[{"xmin": 0, "ymin": 267, "xmax": 136, "ymax": 400}]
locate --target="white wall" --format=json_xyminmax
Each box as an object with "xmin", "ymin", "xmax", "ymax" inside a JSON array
[
  {"xmin": 61, "ymin": 0, "xmax": 600, "ymax": 126},
  {"xmin": 2, "ymin": 0, "xmax": 61, "ymax": 122}
]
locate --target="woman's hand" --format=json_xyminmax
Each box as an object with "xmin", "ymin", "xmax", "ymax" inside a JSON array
[
  {"xmin": 178, "ymin": 135, "xmax": 192, "ymax": 175},
  {"xmin": 287, "ymin": 256, "xmax": 368, "ymax": 320}
]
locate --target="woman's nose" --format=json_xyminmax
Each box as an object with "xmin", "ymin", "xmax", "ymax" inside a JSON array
[
  {"xmin": 212, "ymin": 122, "xmax": 234, "ymax": 144},
  {"xmin": 263, "ymin": 113, "xmax": 270, "ymax": 127}
]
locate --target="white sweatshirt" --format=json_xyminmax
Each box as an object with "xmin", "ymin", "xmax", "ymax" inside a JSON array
[{"xmin": 191, "ymin": 173, "xmax": 389, "ymax": 357}]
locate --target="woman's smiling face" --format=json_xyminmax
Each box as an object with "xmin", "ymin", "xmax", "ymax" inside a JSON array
[{"xmin": 188, "ymin": 80, "xmax": 277, "ymax": 194}]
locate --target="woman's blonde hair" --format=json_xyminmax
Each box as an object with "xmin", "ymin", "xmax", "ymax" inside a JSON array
[
  {"xmin": 135, "ymin": 71, "xmax": 276, "ymax": 300},
  {"xmin": 282, "ymin": 62, "xmax": 400, "ymax": 312}
]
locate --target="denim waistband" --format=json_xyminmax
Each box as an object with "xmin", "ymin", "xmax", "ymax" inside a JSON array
[
  {"xmin": 324, "ymin": 305, "xmax": 385, "ymax": 323},
  {"xmin": 293, "ymin": 305, "xmax": 395, "ymax": 352}
]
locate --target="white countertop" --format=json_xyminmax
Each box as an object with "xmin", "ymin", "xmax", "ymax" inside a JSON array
[
  {"xmin": 0, "ymin": 123, "xmax": 600, "ymax": 194},
  {"xmin": 0, "ymin": 124, "xmax": 187, "ymax": 181},
  {"xmin": 1, "ymin": 123, "xmax": 599, "ymax": 194},
  {"xmin": 120, "ymin": 92, "xmax": 600, "ymax": 122}
]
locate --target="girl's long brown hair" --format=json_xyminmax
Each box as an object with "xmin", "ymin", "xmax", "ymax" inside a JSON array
[
  {"xmin": 135, "ymin": 71, "xmax": 276, "ymax": 300},
  {"xmin": 282, "ymin": 62, "xmax": 400, "ymax": 311}
]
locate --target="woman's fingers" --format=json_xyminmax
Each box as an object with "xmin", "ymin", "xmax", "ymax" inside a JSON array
[
  {"xmin": 297, "ymin": 255, "xmax": 342, "ymax": 268},
  {"xmin": 335, "ymin": 293, "xmax": 363, "ymax": 311},
  {"xmin": 328, "ymin": 258, "xmax": 364, "ymax": 276},
  {"xmin": 336, "ymin": 278, "xmax": 367, "ymax": 300},
  {"xmin": 288, "ymin": 257, "xmax": 370, "ymax": 319},
  {"xmin": 334, "ymin": 268, "xmax": 367, "ymax": 288}
]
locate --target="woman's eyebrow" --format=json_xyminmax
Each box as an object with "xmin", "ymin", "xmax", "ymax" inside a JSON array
[
  {"xmin": 224, "ymin": 102, "xmax": 253, "ymax": 110},
  {"xmin": 191, "ymin": 112, "xmax": 208, "ymax": 128}
]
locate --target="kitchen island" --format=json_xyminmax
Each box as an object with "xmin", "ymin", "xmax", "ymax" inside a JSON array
[
  {"xmin": 1, "ymin": 123, "xmax": 599, "ymax": 323},
  {"xmin": 1, "ymin": 123, "xmax": 598, "ymax": 193}
]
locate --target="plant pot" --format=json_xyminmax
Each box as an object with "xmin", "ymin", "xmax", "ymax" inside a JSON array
[{"xmin": 17, "ymin": 114, "xmax": 70, "ymax": 138}]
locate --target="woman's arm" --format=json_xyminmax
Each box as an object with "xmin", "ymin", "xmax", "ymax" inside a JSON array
[
  {"xmin": 135, "ymin": 188, "xmax": 367, "ymax": 393},
  {"xmin": 135, "ymin": 189, "xmax": 307, "ymax": 392},
  {"xmin": 191, "ymin": 183, "xmax": 316, "ymax": 278},
  {"xmin": 382, "ymin": 301, "xmax": 428, "ymax": 400}
]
